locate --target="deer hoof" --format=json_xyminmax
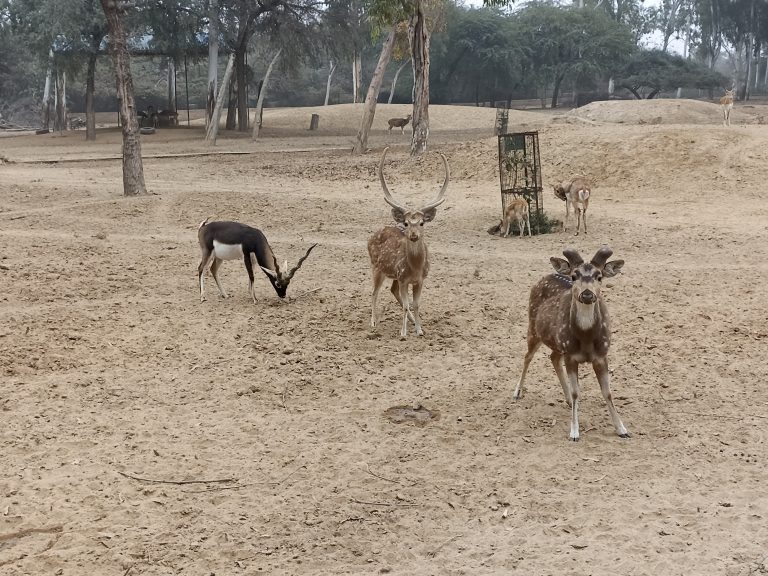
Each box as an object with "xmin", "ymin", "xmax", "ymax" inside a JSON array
[{"xmin": 619, "ymin": 432, "xmax": 631, "ymax": 439}]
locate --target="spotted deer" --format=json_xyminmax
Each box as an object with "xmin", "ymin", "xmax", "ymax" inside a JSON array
[
  {"xmin": 720, "ymin": 89, "xmax": 734, "ymax": 126},
  {"xmin": 513, "ymin": 247, "xmax": 629, "ymax": 441},
  {"xmin": 387, "ymin": 114, "xmax": 412, "ymax": 134},
  {"xmin": 197, "ymin": 219, "xmax": 317, "ymax": 303},
  {"xmin": 368, "ymin": 147, "xmax": 450, "ymax": 338},
  {"xmin": 554, "ymin": 177, "xmax": 591, "ymax": 236},
  {"xmin": 500, "ymin": 198, "xmax": 531, "ymax": 238}
]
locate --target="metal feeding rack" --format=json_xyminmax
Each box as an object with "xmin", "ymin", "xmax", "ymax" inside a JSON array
[{"xmin": 497, "ymin": 131, "xmax": 544, "ymax": 233}]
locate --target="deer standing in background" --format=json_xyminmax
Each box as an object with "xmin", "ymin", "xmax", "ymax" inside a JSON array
[
  {"xmin": 554, "ymin": 177, "xmax": 591, "ymax": 236},
  {"xmin": 368, "ymin": 147, "xmax": 450, "ymax": 338},
  {"xmin": 513, "ymin": 247, "xmax": 629, "ymax": 441},
  {"xmin": 720, "ymin": 89, "xmax": 734, "ymax": 126},
  {"xmin": 500, "ymin": 198, "xmax": 531, "ymax": 238},
  {"xmin": 387, "ymin": 114, "xmax": 412, "ymax": 134}
]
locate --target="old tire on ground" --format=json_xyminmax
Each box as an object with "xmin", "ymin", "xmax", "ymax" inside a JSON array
[{"xmin": 140, "ymin": 127, "xmax": 156, "ymax": 135}]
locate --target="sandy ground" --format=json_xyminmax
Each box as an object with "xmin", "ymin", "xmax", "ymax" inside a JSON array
[{"xmin": 1, "ymin": 100, "xmax": 767, "ymax": 576}]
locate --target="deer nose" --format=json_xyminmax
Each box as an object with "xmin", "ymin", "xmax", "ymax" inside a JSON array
[{"xmin": 579, "ymin": 290, "xmax": 596, "ymax": 304}]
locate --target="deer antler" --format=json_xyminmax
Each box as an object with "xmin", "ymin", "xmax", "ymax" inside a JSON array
[
  {"xmin": 286, "ymin": 243, "xmax": 318, "ymax": 280},
  {"xmin": 378, "ymin": 147, "xmax": 408, "ymax": 213},
  {"xmin": 421, "ymin": 152, "xmax": 450, "ymax": 212},
  {"xmin": 563, "ymin": 249, "xmax": 584, "ymax": 268},
  {"xmin": 590, "ymin": 246, "xmax": 613, "ymax": 268}
]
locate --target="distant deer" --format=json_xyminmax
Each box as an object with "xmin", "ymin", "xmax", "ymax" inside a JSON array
[
  {"xmin": 500, "ymin": 198, "xmax": 531, "ymax": 238},
  {"xmin": 720, "ymin": 89, "xmax": 734, "ymax": 126},
  {"xmin": 513, "ymin": 247, "xmax": 628, "ymax": 441},
  {"xmin": 387, "ymin": 113, "xmax": 412, "ymax": 134},
  {"xmin": 554, "ymin": 177, "xmax": 591, "ymax": 236},
  {"xmin": 368, "ymin": 147, "xmax": 450, "ymax": 338},
  {"xmin": 197, "ymin": 219, "xmax": 317, "ymax": 303}
]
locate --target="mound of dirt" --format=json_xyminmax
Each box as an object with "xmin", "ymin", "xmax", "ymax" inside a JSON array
[{"xmin": 569, "ymin": 98, "xmax": 759, "ymax": 125}]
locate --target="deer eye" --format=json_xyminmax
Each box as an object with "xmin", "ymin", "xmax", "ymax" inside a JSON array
[{"xmin": 419, "ymin": 222, "xmax": 424, "ymax": 227}]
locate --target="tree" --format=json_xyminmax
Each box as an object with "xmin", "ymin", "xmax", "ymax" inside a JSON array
[
  {"xmin": 616, "ymin": 49, "xmax": 728, "ymax": 98},
  {"xmin": 516, "ymin": 4, "xmax": 634, "ymax": 108},
  {"xmin": 352, "ymin": 25, "xmax": 397, "ymax": 154},
  {"xmin": 100, "ymin": 0, "xmax": 146, "ymax": 196},
  {"xmin": 369, "ymin": 0, "xmax": 445, "ymax": 155}
]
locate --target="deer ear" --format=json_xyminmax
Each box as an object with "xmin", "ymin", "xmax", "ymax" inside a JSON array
[
  {"xmin": 260, "ymin": 266, "xmax": 278, "ymax": 279},
  {"xmin": 550, "ymin": 257, "xmax": 571, "ymax": 275},
  {"xmin": 391, "ymin": 207, "xmax": 406, "ymax": 223},
  {"xmin": 422, "ymin": 207, "xmax": 438, "ymax": 223},
  {"xmin": 602, "ymin": 259, "xmax": 624, "ymax": 278}
]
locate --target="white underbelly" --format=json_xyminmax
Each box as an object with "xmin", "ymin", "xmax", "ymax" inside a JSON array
[{"xmin": 212, "ymin": 240, "xmax": 244, "ymax": 261}]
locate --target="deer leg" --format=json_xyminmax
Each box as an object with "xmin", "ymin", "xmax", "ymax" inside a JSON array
[
  {"xmin": 513, "ymin": 337, "xmax": 541, "ymax": 401},
  {"xmin": 390, "ymin": 280, "xmax": 416, "ymax": 324},
  {"xmin": 564, "ymin": 200, "xmax": 570, "ymax": 232},
  {"xmin": 518, "ymin": 217, "xmax": 525, "ymax": 238},
  {"xmin": 371, "ymin": 269, "xmax": 386, "ymax": 328},
  {"xmin": 550, "ymin": 352, "xmax": 571, "ymax": 406},
  {"xmin": 411, "ymin": 282, "xmax": 424, "ymax": 336},
  {"xmin": 210, "ymin": 258, "xmax": 228, "ymax": 298},
  {"xmin": 398, "ymin": 281, "xmax": 410, "ymax": 339},
  {"xmin": 582, "ymin": 210, "xmax": 587, "ymax": 235},
  {"xmin": 565, "ymin": 358, "xmax": 581, "ymax": 441},
  {"xmin": 574, "ymin": 209, "xmax": 582, "ymax": 236},
  {"xmin": 243, "ymin": 253, "xmax": 257, "ymax": 304},
  {"xmin": 198, "ymin": 250, "xmax": 214, "ymax": 302},
  {"xmin": 593, "ymin": 357, "xmax": 630, "ymax": 438}
]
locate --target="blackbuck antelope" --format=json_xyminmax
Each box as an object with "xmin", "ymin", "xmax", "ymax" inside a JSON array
[
  {"xmin": 501, "ymin": 198, "xmax": 532, "ymax": 238},
  {"xmin": 197, "ymin": 219, "xmax": 317, "ymax": 303},
  {"xmin": 720, "ymin": 89, "xmax": 734, "ymax": 126},
  {"xmin": 387, "ymin": 114, "xmax": 412, "ymax": 134},
  {"xmin": 368, "ymin": 147, "xmax": 450, "ymax": 338},
  {"xmin": 513, "ymin": 247, "xmax": 628, "ymax": 441},
  {"xmin": 554, "ymin": 177, "xmax": 591, "ymax": 236}
]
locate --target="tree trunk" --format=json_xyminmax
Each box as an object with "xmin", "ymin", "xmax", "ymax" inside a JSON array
[
  {"xmin": 550, "ymin": 73, "xmax": 564, "ymax": 109},
  {"xmin": 252, "ymin": 48, "xmax": 282, "ymax": 140},
  {"xmin": 85, "ymin": 51, "xmax": 98, "ymax": 141},
  {"xmin": 324, "ymin": 60, "xmax": 337, "ymax": 106},
  {"xmin": 226, "ymin": 77, "xmax": 237, "ymax": 129},
  {"xmin": 42, "ymin": 48, "xmax": 53, "ymax": 131},
  {"xmin": 388, "ymin": 59, "xmax": 409, "ymax": 104},
  {"xmin": 353, "ymin": 27, "xmax": 396, "ymax": 155},
  {"xmin": 206, "ymin": 0, "xmax": 219, "ymax": 127},
  {"xmin": 235, "ymin": 46, "xmax": 248, "ymax": 131},
  {"xmin": 55, "ymin": 71, "xmax": 66, "ymax": 132},
  {"xmin": 408, "ymin": 0, "xmax": 430, "ymax": 156},
  {"xmin": 352, "ymin": 51, "xmax": 363, "ymax": 103},
  {"xmin": 100, "ymin": 0, "xmax": 146, "ymax": 196},
  {"xmin": 167, "ymin": 57, "xmax": 177, "ymax": 112},
  {"xmin": 206, "ymin": 53, "xmax": 235, "ymax": 145}
]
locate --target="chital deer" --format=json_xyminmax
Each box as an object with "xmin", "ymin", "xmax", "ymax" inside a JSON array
[
  {"xmin": 720, "ymin": 89, "xmax": 734, "ymax": 126},
  {"xmin": 197, "ymin": 218, "xmax": 317, "ymax": 303},
  {"xmin": 554, "ymin": 177, "xmax": 590, "ymax": 235},
  {"xmin": 368, "ymin": 147, "xmax": 449, "ymax": 338},
  {"xmin": 513, "ymin": 247, "xmax": 628, "ymax": 441},
  {"xmin": 500, "ymin": 197, "xmax": 531, "ymax": 238},
  {"xmin": 387, "ymin": 113, "xmax": 412, "ymax": 134}
]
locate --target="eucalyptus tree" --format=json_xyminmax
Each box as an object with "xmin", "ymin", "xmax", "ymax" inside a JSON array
[
  {"xmin": 100, "ymin": 0, "xmax": 146, "ymax": 196},
  {"xmin": 219, "ymin": 0, "xmax": 320, "ymax": 132},
  {"xmin": 321, "ymin": 0, "xmax": 372, "ymax": 103}
]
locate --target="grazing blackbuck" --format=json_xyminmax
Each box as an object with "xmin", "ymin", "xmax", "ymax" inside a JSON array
[
  {"xmin": 197, "ymin": 219, "xmax": 316, "ymax": 302},
  {"xmin": 513, "ymin": 247, "xmax": 628, "ymax": 441},
  {"xmin": 368, "ymin": 147, "xmax": 450, "ymax": 338}
]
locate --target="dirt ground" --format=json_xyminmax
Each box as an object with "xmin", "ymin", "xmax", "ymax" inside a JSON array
[{"xmin": 1, "ymin": 101, "xmax": 767, "ymax": 576}]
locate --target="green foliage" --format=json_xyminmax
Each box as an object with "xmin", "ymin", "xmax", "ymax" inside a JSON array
[
  {"xmin": 528, "ymin": 208, "xmax": 560, "ymax": 236},
  {"xmin": 616, "ymin": 49, "xmax": 729, "ymax": 98}
]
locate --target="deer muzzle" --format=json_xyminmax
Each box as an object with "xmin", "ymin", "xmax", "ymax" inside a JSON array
[{"xmin": 578, "ymin": 289, "xmax": 597, "ymax": 304}]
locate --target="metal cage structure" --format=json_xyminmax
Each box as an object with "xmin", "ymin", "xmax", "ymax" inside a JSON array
[{"xmin": 497, "ymin": 131, "xmax": 544, "ymax": 233}]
